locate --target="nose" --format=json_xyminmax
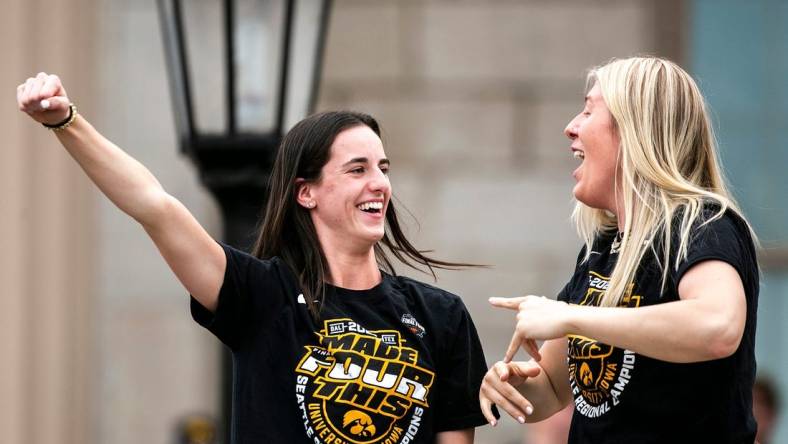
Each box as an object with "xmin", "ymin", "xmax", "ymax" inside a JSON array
[
  {"xmin": 368, "ymin": 167, "xmax": 390, "ymax": 195},
  {"xmin": 564, "ymin": 114, "xmax": 579, "ymax": 140}
]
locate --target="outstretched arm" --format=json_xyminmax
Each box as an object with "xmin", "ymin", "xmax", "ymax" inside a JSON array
[
  {"xmin": 17, "ymin": 72, "xmax": 225, "ymax": 311},
  {"xmin": 492, "ymin": 260, "xmax": 747, "ymax": 364},
  {"xmin": 565, "ymin": 260, "xmax": 746, "ymax": 362}
]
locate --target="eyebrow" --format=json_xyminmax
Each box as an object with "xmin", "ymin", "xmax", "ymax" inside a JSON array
[{"xmin": 341, "ymin": 157, "xmax": 390, "ymax": 167}]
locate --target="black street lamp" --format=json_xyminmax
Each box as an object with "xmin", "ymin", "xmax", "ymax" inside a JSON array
[{"xmin": 156, "ymin": 0, "xmax": 332, "ymax": 441}]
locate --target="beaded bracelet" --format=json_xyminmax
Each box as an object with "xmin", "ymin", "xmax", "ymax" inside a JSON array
[{"xmin": 42, "ymin": 103, "xmax": 78, "ymax": 132}]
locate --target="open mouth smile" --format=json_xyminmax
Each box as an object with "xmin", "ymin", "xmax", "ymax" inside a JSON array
[{"xmin": 356, "ymin": 201, "xmax": 383, "ymax": 214}]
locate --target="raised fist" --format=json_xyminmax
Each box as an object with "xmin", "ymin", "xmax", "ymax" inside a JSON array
[{"xmin": 17, "ymin": 72, "xmax": 72, "ymax": 126}]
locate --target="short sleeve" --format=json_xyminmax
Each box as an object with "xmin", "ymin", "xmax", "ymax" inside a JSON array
[
  {"xmin": 432, "ymin": 298, "xmax": 489, "ymax": 432},
  {"xmin": 190, "ymin": 243, "xmax": 289, "ymax": 350},
  {"xmin": 557, "ymin": 281, "xmax": 571, "ymax": 303},
  {"xmin": 557, "ymin": 279, "xmax": 574, "ymax": 303},
  {"xmin": 673, "ymin": 211, "xmax": 756, "ymax": 291}
]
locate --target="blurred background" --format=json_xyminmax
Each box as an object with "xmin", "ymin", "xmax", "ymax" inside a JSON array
[{"xmin": 1, "ymin": 0, "xmax": 786, "ymax": 443}]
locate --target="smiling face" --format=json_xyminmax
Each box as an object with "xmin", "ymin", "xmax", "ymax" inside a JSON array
[
  {"xmin": 298, "ymin": 125, "xmax": 391, "ymax": 252},
  {"xmin": 564, "ymin": 82, "xmax": 622, "ymax": 212}
]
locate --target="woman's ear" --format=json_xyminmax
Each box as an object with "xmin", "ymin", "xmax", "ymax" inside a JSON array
[{"xmin": 295, "ymin": 178, "xmax": 316, "ymax": 209}]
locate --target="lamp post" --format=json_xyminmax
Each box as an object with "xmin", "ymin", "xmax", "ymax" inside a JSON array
[{"xmin": 157, "ymin": 0, "xmax": 332, "ymax": 441}]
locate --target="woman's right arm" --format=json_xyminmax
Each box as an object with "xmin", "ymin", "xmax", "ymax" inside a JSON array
[
  {"xmin": 479, "ymin": 337, "xmax": 572, "ymax": 425},
  {"xmin": 18, "ymin": 72, "xmax": 225, "ymax": 311}
]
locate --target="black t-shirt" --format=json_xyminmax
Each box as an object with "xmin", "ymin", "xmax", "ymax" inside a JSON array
[
  {"xmin": 191, "ymin": 244, "xmax": 488, "ymax": 444},
  {"xmin": 557, "ymin": 209, "xmax": 759, "ymax": 444}
]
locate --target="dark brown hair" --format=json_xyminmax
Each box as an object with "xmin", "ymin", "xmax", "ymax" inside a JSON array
[{"xmin": 252, "ymin": 111, "xmax": 475, "ymax": 318}]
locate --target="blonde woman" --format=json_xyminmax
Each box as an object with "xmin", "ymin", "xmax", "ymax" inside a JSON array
[{"xmin": 479, "ymin": 57, "xmax": 759, "ymax": 443}]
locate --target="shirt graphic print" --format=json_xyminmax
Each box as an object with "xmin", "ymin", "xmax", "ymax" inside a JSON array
[
  {"xmin": 191, "ymin": 244, "xmax": 488, "ymax": 443},
  {"xmin": 295, "ymin": 318, "xmax": 434, "ymax": 444},
  {"xmin": 568, "ymin": 271, "xmax": 641, "ymax": 419},
  {"xmin": 558, "ymin": 208, "xmax": 759, "ymax": 443}
]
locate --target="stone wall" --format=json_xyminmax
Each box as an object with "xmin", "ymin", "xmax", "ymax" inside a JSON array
[
  {"xmin": 1, "ymin": 1, "xmax": 99, "ymax": 443},
  {"xmin": 317, "ymin": 1, "xmax": 670, "ymax": 442},
  {"xmin": 2, "ymin": 1, "xmax": 677, "ymax": 443}
]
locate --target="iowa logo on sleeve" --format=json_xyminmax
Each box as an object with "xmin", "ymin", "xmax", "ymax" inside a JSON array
[{"xmin": 294, "ymin": 318, "xmax": 434, "ymax": 443}]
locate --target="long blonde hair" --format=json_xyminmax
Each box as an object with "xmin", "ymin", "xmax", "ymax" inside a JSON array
[{"xmin": 573, "ymin": 56, "xmax": 754, "ymax": 307}]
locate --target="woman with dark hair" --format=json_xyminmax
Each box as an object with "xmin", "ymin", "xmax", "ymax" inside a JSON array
[{"xmin": 17, "ymin": 73, "xmax": 488, "ymax": 443}]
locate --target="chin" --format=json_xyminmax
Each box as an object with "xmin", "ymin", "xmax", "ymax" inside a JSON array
[
  {"xmin": 368, "ymin": 230, "xmax": 385, "ymax": 242},
  {"xmin": 575, "ymin": 195, "xmax": 613, "ymax": 212},
  {"xmin": 572, "ymin": 185, "xmax": 587, "ymax": 204},
  {"xmin": 573, "ymin": 186, "xmax": 600, "ymax": 210},
  {"xmin": 355, "ymin": 226, "xmax": 385, "ymax": 244}
]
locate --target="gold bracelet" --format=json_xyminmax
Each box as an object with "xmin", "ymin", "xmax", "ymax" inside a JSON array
[{"xmin": 42, "ymin": 103, "xmax": 78, "ymax": 132}]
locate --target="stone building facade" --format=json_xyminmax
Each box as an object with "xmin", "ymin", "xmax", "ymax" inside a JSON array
[{"xmin": 1, "ymin": 1, "xmax": 683, "ymax": 443}]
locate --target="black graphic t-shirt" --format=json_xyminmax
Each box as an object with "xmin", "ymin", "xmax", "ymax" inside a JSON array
[
  {"xmin": 557, "ymin": 208, "xmax": 758, "ymax": 444},
  {"xmin": 191, "ymin": 244, "xmax": 488, "ymax": 444}
]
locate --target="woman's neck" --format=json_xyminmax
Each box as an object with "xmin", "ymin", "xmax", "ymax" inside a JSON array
[{"xmin": 321, "ymin": 240, "xmax": 381, "ymax": 290}]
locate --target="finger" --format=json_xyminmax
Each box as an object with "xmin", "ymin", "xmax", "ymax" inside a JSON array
[
  {"xmin": 509, "ymin": 337, "xmax": 540, "ymax": 363},
  {"xmin": 16, "ymin": 83, "xmax": 26, "ymax": 109},
  {"xmin": 495, "ymin": 376, "xmax": 535, "ymax": 418},
  {"xmin": 29, "ymin": 72, "xmax": 48, "ymax": 102},
  {"xmin": 492, "ymin": 361, "xmax": 510, "ymax": 382},
  {"xmin": 39, "ymin": 74, "xmax": 62, "ymax": 99},
  {"xmin": 21, "ymin": 78, "xmax": 38, "ymax": 111},
  {"xmin": 479, "ymin": 396, "xmax": 497, "ymax": 426},
  {"xmin": 481, "ymin": 384, "xmax": 527, "ymax": 424},
  {"xmin": 489, "ymin": 296, "xmax": 527, "ymax": 310},
  {"xmin": 40, "ymin": 96, "xmax": 70, "ymax": 112},
  {"xmin": 525, "ymin": 338, "xmax": 542, "ymax": 362},
  {"xmin": 510, "ymin": 361, "xmax": 542, "ymax": 379},
  {"xmin": 503, "ymin": 332, "xmax": 520, "ymax": 363}
]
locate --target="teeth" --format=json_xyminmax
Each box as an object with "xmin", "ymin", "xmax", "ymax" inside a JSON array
[
  {"xmin": 573, "ymin": 151, "xmax": 585, "ymax": 160},
  {"xmin": 357, "ymin": 201, "xmax": 383, "ymax": 211}
]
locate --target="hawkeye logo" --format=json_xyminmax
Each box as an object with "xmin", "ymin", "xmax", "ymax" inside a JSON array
[
  {"xmin": 295, "ymin": 318, "xmax": 434, "ymax": 444},
  {"xmin": 344, "ymin": 410, "xmax": 375, "ymax": 437},
  {"xmin": 567, "ymin": 271, "xmax": 641, "ymax": 418}
]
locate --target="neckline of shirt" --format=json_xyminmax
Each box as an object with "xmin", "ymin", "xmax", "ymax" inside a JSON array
[{"xmin": 325, "ymin": 271, "xmax": 392, "ymax": 302}]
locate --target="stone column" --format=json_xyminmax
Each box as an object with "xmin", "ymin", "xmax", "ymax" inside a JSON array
[{"xmin": 0, "ymin": 0, "xmax": 99, "ymax": 443}]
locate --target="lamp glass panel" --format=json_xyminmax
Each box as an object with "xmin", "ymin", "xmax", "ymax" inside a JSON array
[
  {"xmin": 236, "ymin": 0, "xmax": 285, "ymax": 133},
  {"xmin": 182, "ymin": 0, "xmax": 227, "ymax": 133},
  {"xmin": 283, "ymin": 0, "xmax": 324, "ymax": 131}
]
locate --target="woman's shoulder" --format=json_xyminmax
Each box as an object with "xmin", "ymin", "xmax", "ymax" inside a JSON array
[
  {"xmin": 384, "ymin": 275, "xmax": 477, "ymax": 339},
  {"xmin": 665, "ymin": 202, "xmax": 751, "ymax": 239},
  {"xmin": 219, "ymin": 242, "xmax": 297, "ymax": 285},
  {"xmin": 386, "ymin": 274, "xmax": 463, "ymax": 308},
  {"xmin": 670, "ymin": 202, "xmax": 759, "ymax": 273},
  {"xmin": 693, "ymin": 203, "xmax": 754, "ymax": 243},
  {"xmin": 220, "ymin": 242, "xmax": 287, "ymax": 265}
]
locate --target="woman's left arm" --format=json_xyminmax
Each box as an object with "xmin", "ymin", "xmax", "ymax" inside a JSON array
[
  {"xmin": 493, "ymin": 260, "xmax": 746, "ymax": 364},
  {"xmin": 435, "ymin": 429, "xmax": 474, "ymax": 444}
]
